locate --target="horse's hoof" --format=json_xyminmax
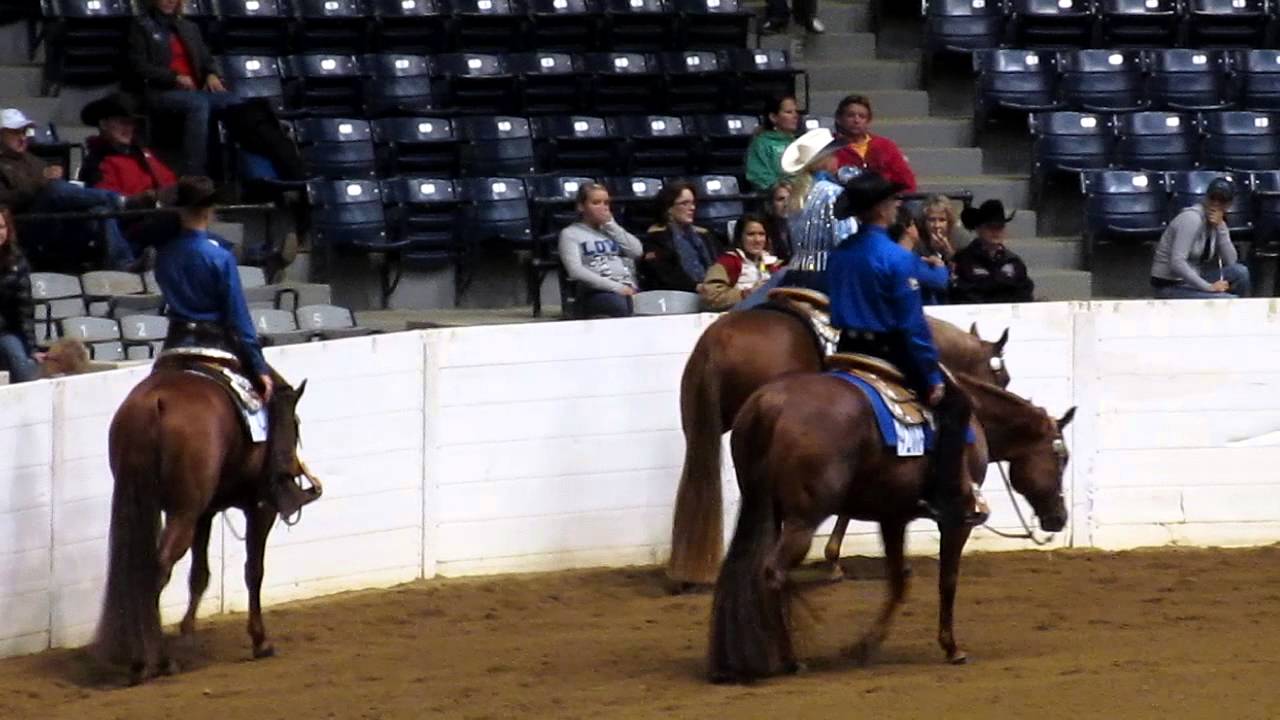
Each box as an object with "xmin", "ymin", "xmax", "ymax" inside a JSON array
[
  {"xmin": 161, "ymin": 658, "xmax": 181, "ymax": 676},
  {"xmin": 253, "ymin": 643, "xmax": 276, "ymax": 659},
  {"xmin": 947, "ymin": 651, "xmax": 969, "ymax": 665},
  {"xmin": 845, "ymin": 641, "xmax": 877, "ymax": 666},
  {"xmin": 824, "ymin": 564, "xmax": 846, "ymax": 583}
]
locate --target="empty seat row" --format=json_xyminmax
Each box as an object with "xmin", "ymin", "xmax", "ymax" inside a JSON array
[
  {"xmin": 221, "ymin": 50, "xmax": 799, "ymax": 117},
  {"xmin": 976, "ymin": 48, "xmax": 1280, "ymax": 126},
  {"xmin": 1080, "ymin": 169, "xmax": 1280, "ymax": 260},
  {"xmin": 927, "ymin": 0, "xmax": 1275, "ymax": 59},
  {"xmin": 291, "ymin": 114, "xmax": 764, "ymax": 180}
]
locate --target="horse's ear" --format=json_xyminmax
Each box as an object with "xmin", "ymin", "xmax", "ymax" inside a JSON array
[
  {"xmin": 1058, "ymin": 406, "xmax": 1077, "ymax": 430},
  {"xmin": 297, "ymin": 379, "xmax": 308, "ymax": 398},
  {"xmin": 995, "ymin": 328, "xmax": 1010, "ymax": 352},
  {"xmin": 968, "ymin": 322, "xmax": 979, "ymax": 337}
]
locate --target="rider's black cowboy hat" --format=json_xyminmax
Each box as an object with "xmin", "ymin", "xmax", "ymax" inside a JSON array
[
  {"xmin": 80, "ymin": 93, "xmax": 143, "ymax": 127},
  {"xmin": 832, "ymin": 171, "xmax": 907, "ymax": 220},
  {"xmin": 960, "ymin": 199, "xmax": 1016, "ymax": 231}
]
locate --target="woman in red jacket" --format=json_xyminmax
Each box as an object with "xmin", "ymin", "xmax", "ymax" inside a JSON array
[{"xmin": 832, "ymin": 94, "xmax": 917, "ymax": 192}]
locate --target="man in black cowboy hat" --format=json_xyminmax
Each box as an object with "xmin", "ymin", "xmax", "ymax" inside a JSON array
[
  {"xmin": 79, "ymin": 92, "xmax": 175, "ymax": 208},
  {"xmin": 951, "ymin": 199, "xmax": 1034, "ymax": 304},
  {"xmin": 827, "ymin": 172, "xmax": 987, "ymax": 527},
  {"xmin": 153, "ymin": 175, "xmax": 316, "ymax": 518}
]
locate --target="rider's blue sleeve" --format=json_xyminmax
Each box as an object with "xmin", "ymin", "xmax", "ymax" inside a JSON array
[
  {"xmin": 890, "ymin": 257, "xmax": 944, "ymax": 388},
  {"xmin": 913, "ymin": 256, "xmax": 950, "ymax": 292},
  {"xmin": 220, "ymin": 254, "xmax": 269, "ymax": 378}
]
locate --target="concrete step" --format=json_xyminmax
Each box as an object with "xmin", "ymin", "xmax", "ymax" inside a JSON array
[
  {"xmin": 211, "ymin": 221, "xmax": 245, "ymax": 250},
  {"xmin": 1030, "ymin": 268, "xmax": 1092, "ymax": 301},
  {"xmin": 807, "ymin": 88, "xmax": 929, "ymax": 118},
  {"xmin": 0, "ymin": 22, "xmax": 33, "ymax": 67},
  {"xmin": 0, "ymin": 64, "xmax": 42, "ymax": 97},
  {"xmin": 1009, "ymin": 236, "xmax": 1083, "ymax": 270},
  {"xmin": 1007, "ymin": 208, "xmax": 1038, "ymax": 238},
  {"xmin": 917, "ymin": 174, "xmax": 1031, "ymax": 211},
  {"xmin": 760, "ymin": 31, "xmax": 878, "ymax": 61},
  {"xmin": 742, "ymin": 0, "xmax": 871, "ymax": 32},
  {"xmin": 901, "ymin": 146, "xmax": 983, "ymax": 177},
  {"xmin": 804, "ymin": 58, "xmax": 920, "ymax": 91},
  {"xmin": 878, "ymin": 117, "xmax": 974, "ymax": 148}
]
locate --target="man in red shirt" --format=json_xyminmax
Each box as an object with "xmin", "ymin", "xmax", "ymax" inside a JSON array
[
  {"xmin": 79, "ymin": 93, "xmax": 177, "ymax": 204},
  {"xmin": 832, "ymin": 95, "xmax": 918, "ymax": 193}
]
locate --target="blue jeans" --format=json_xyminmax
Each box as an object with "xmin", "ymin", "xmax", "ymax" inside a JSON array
[
  {"xmin": 0, "ymin": 332, "xmax": 38, "ymax": 383},
  {"xmin": 33, "ymin": 180, "xmax": 136, "ymax": 270},
  {"xmin": 731, "ymin": 270, "xmax": 791, "ymax": 311},
  {"xmin": 149, "ymin": 89, "xmax": 244, "ymax": 175},
  {"xmin": 1154, "ymin": 263, "xmax": 1252, "ymax": 299},
  {"xmin": 581, "ymin": 290, "xmax": 633, "ymax": 318}
]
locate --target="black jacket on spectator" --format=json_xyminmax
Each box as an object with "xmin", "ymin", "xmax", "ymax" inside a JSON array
[
  {"xmin": 641, "ymin": 224, "xmax": 723, "ymax": 293},
  {"xmin": 125, "ymin": 9, "xmax": 221, "ymax": 99},
  {"xmin": 0, "ymin": 254, "xmax": 36, "ymax": 354},
  {"xmin": 950, "ymin": 239, "xmax": 1035, "ymax": 304}
]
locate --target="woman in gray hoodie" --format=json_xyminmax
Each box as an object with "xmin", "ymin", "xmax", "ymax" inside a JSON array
[{"xmin": 558, "ymin": 183, "xmax": 644, "ymax": 317}]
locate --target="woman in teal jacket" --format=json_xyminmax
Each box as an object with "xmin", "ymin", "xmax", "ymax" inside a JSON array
[{"xmin": 744, "ymin": 96, "xmax": 800, "ymax": 191}]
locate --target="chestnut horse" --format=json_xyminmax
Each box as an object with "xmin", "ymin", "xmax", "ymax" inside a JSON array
[
  {"xmin": 670, "ymin": 306, "xmax": 1011, "ymax": 586},
  {"xmin": 94, "ymin": 366, "xmax": 310, "ymax": 684},
  {"xmin": 708, "ymin": 372, "xmax": 1073, "ymax": 683}
]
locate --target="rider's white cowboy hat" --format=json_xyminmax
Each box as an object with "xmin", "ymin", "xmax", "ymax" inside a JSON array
[{"xmin": 780, "ymin": 127, "xmax": 838, "ymax": 175}]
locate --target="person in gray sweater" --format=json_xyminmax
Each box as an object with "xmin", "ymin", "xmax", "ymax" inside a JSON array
[
  {"xmin": 1151, "ymin": 177, "xmax": 1251, "ymax": 299},
  {"xmin": 558, "ymin": 182, "xmax": 644, "ymax": 318}
]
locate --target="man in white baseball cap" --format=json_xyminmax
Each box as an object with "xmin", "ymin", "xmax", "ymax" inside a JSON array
[{"xmin": 0, "ymin": 109, "xmax": 34, "ymax": 133}]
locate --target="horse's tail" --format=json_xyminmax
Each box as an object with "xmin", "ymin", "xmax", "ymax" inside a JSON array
[
  {"xmin": 669, "ymin": 334, "xmax": 727, "ymax": 586},
  {"xmin": 707, "ymin": 394, "xmax": 792, "ymax": 683},
  {"xmin": 94, "ymin": 394, "xmax": 164, "ymax": 668}
]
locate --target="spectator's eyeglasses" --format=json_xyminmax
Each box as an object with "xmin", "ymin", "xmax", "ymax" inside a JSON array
[{"xmin": 673, "ymin": 199, "xmax": 696, "ymax": 207}]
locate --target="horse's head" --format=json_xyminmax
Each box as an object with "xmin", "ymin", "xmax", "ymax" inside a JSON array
[
  {"xmin": 1006, "ymin": 406, "xmax": 1075, "ymax": 533},
  {"xmin": 968, "ymin": 322, "xmax": 1011, "ymax": 389},
  {"xmin": 267, "ymin": 377, "xmax": 308, "ymax": 477}
]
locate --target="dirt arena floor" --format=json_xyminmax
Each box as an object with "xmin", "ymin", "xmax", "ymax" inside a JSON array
[{"xmin": 3, "ymin": 546, "xmax": 1280, "ymax": 719}]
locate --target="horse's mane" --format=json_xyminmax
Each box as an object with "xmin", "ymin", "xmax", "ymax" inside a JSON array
[{"xmin": 953, "ymin": 370, "xmax": 1055, "ymax": 439}]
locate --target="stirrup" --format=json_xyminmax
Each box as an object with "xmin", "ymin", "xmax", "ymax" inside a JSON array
[{"xmin": 270, "ymin": 478, "xmax": 321, "ymax": 522}]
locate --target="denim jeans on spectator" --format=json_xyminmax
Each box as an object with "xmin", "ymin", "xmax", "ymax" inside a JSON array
[
  {"xmin": 582, "ymin": 290, "xmax": 633, "ymax": 318},
  {"xmin": 32, "ymin": 180, "xmax": 136, "ymax": 270},
  {"xmin": 1154, "ymin": 263, "xmax": 1252, "ymax": 300},
  {"xmin": 0, "ymin": 332, "xmax": 38, "ymax": 383},
  {"xmin": 149, "ymin": 89, "xmax": 244, "ymax": 175}
]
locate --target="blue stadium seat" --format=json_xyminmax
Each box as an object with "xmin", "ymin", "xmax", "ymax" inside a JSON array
[
  {"xmin": 213, "ymin": 0, "xmax": 294, "ymax": 54},
  {"xmin": 1186, "ymin": 0, "xmax": 1267, "ymax": 48},
  {"xmin": 221, "ymin": 55, "xmax": 287, "ymax": 113},
  {"xmin": 363, "ymin": 53, "xmax": 437, "ymax": 116},
  {"xmin": 1009, "ymin": 0, "xmax": 1095, "ymax": 49},
  {"xmin": 1028, "ymin": 111, "xmax": 1113, "ymax": 201},
  {"xmin": 1097, "ymin": 0, "xmax": 1179, "ymax": 48},
  {"xmin": 973, "ymin": 49, "xmax": 1062, "ymax": 128},
  {"xmin": 1057, "ymin": 49, "xmax": 1148, "ymax": 113},
  {"xmin": 434, "ymin": 52, "xmax": 518, "ymax": 115},
  {"xmin": 672, "ymin": 0, "xmax": 750, "ymax": 50},
  {"xmin": 40, "ymin": 0, "xmax": 132, "ymax": 94},
  {"xmin": 457, "ymin": 176, "xmax": 534, "ymax": 248},
  {"xmin": 606, "ymin": 175, "xmax": 664, "ymax": 230},
  {"xmin": 690, "ymin": 174, "xmax": 742, "ymax": 238},
  {"xmin": 1168, "ymin": 169, "xmax": 1252, "ymax": 236},
  {"xmin": 1250, "ymin": 170, "xmax": 1280, "ymax": 247},
  {"xmin": 924, "ymin": 0, "xmax": 1007, "ymax": 67},
  {"xmin": 661, "ymin": 51, "xmax": 731, "ymax": 114},
  {"xmin": 526, "ymin": 174, "xmax": 595, "ymax": 239},
  {"xmin": 528, "ymin": 0, "xmax": 602, "ymax": 52},
  {"xmin": 371, "ymin": 0, "xmax": 450, "ymax": 52},
  {"xmin": 532, "ymin": 115, "xmax": 620, "ymax": 175},
  {"xmin": 1233, "ymin": 50, "xmax": 1280, "ymax": 112},
  {"xmin": 1146, "ymin": 49, "xmax": 1234, "ymax": 112},
  {"xmin": 585, "ymin": 52, "xmax": 664, "ymax": 114},
  {"xmin": 292, "ymin": 118, "xmax": 378, "ymax": 180},
  {"xmin": 611, "ymin": 114, "xmax": 695, "ymax": 176},
  {"xmin": 381, "ymin": 176, "xmax": 461, "ymax": 263},
  {"xmin": 307, "ymin": 179, "xmax": 399, "ymax": 250},
  {"xmin": 181, "ymin": 0, "xmax": 217, "ymax": 37},
  {"xmin": 372, "ymin": 117, "xmax": 459, "ymax": 176},
  {"xmin": 1200, "ymin": 111, "xmax": 1280, "ymax": 171},
  {"xmin": 458, "ymin": 116, "xmax": 537, "ymax": 176},
  {"xmin": 602, "ymin": 0, "xmax": 675, "ymax": 52},
  {"xmin": 294, "ymin": 0, "xmax": 372, "ymax": 53},
  {"xmin": 1080, "ymin": 170, "xmax": 1169, "ymax": 261},
  {"xmin": 1113, "ymin": 111, "xmax": 1198, "ymax": 171},
  {"xmin": 283, "ymin": 53, "xmax": 368, "ymax": 116},
  {"xmin": 687, "ymin": 113, "xmax": 760, "ymax": 175},
  {"xmin": 510, "ymin": 51, "xmax": 587, "ymax": 114},
  {"xmin": 723, "ymin": 49, "xmax": 800, "ymax": 116},
  {"xmin": 451, "ymin": 0, "xmax": 528, "ymax": 52}
]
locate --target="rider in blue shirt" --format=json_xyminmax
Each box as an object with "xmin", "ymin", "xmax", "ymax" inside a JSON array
[
  {"xmin": 827, "ymin": 172, "xmax": 985, "ymax": 527},
  {"xmin": 154, "ymin": 176, "xmax": 313, "ymax": 517}
]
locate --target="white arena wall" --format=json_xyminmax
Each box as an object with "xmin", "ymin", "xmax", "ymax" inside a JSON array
[{"xmin": 3, "ymin": 299, "xmax": 1280, "ymax": 659}]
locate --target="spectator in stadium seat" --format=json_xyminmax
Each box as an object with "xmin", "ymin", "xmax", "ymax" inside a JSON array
[
  {"xmin": 700, "ymin": 213, "xmax": 783, "ymax": 311},
  {"xmin": 0, "ymin": 206, "xmax": 41, "ymax": 383},
  {"xmin": 744, "ymin": 96, "xmax": 800, "ymax": 192},
  {"xmin": 558, "ymin": 182, "xmax": 643, "ymax": 318},
  {"xmin": 833, "ymin": 95, "xmax": 917, "ymax": 192},
  {"xmin": 951, "ymin": 199, "xmax": 1035, "ymax": 304},
  {"xmin": 783, "ymin": 127, "xmax": 854, "ymax": 273},
  {"xmin": 79, "ymin": 93, "xmax": 176, "ymax": 205},
  {"xmin": 760, "ymin": 179, "xmax": 793, "ymax": 264},
  {"xmin": 1150, "ymin": 176, "xmax": 1252, "ymax": 300},
  {"xmin": 640, "ymin": 181, "xmax": 722, "ymax": 293},
  {"xmin": 918, "ymin": 194, "xmax": 966, "ymax": 265},
  {"xmin": 0, "ymin": 108, "xmax": 144, "ymax": 271},
  {"xmin": 891, "ymin": 205, "xmax": 950, "ymax": 306}
]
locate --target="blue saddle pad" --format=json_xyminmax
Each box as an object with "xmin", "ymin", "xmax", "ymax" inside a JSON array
[{"xmin": 827, "ymin": 371, "xmax": 975, "ymax": 455}]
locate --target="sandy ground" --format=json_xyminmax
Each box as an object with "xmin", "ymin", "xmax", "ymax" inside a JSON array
[{"xmin": 3, "ymin": 546, "xmax": 1280, "ymax": 720}]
